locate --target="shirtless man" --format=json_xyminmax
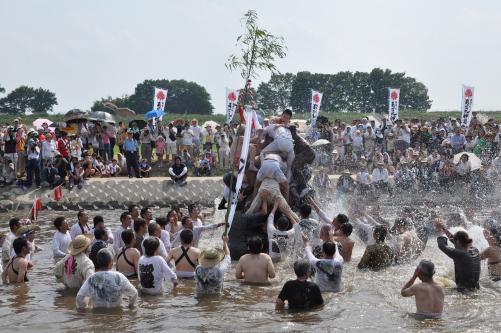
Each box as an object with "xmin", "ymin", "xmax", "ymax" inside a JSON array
[
  {"xmin": 116, "ymin": 229, "xmax": 140, "ymax": 279},
  {"xmin": 401, "ymin": 260, "xmax": 444, "ymax": 319},
  {"xmin": 333, "ymin": 223, "xmax": 355, "ymax": 262},
  {"xmin": 235, "ymin": 236, "xmax": 276, "ymax": 284},
  {"xmin": 480, "ymin": 227, "xmax": 501, "ymax": 281},
  {"xmin": 167, "ymin": 229, "xmax": 201, "ymax": 279},
  {"xmin": 392, "ymin": 218, "xmax": 423, "ymax": 264},
  {"xmin": 2, "ymin": 237, "xmax": 30, "ymax": 284}
]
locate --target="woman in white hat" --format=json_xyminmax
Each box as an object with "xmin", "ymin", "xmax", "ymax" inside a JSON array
[
  {"xmin": 53, "ymin": 234, "xmax": 95, "ymax": 289},
  {"xmin": 194, "ymin": 236, "xmax": 230, "ymax": 296}
]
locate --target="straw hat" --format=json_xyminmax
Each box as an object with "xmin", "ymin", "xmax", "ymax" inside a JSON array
[
  {"xmin": 199, "ymin": 248, "xmax": 225, "ymax": 268},
  {"xmin": 341, "ymin": 169, "xmax": 351, "ymax": 175},
  {"xmin": 68, "ymin": 234, "xmax": 92, "ymax": 256},
  {"xmin": 16, "ymin": 224, "xmax": 41, "ymax": 237}
]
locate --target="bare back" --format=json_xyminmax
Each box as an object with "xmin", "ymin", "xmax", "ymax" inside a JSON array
[
  {"xmin": 413, "ymin": 281, "xmax": 444, "ymax": 314},
  {"xmin": 116, "ymin": 247, "xmax": 140, "ymax": 276},
  {"xmin": 235, "ymin": 253, "xmax": 275, "ymax": 283},
  {"xmin": 169, "ymin": 246, "xmax": 200, "ymax": 272}
]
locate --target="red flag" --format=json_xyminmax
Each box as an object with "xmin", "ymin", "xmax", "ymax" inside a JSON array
[
  {"xmin": 29, "ymin": 197, "xmax": 42, "ymax": 221},
  {"xmin": 54, "ymin": 186, "xmax": 63, "ymax": 201}
]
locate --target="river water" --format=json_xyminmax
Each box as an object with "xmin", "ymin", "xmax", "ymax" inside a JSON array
[{"xmin": 0, "ymin": 202, "xmax": 500, "ymax": 333}]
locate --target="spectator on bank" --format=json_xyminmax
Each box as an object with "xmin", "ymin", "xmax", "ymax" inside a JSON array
[{"xmin": 169, "ymin": 155, "xmax": 188, "ymax": 185}]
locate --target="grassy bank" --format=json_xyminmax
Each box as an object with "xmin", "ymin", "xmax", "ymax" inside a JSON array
[{"xmin": 2, "ymin": 110, "xmax": 501, "ymax": 128}]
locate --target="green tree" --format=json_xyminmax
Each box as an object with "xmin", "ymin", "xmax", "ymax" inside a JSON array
[
  {"xmin": 0, "ymin": 86, "xmax": 58, "ymax": 114},
  {"xmin": 127, "ymin": 79, "xmax": 213, "ymax": 115},
  {"xmin": 91, "ymin": 79, "xmax": 213, "ymax": 115},
  {"xmin": 256, "ymin": 73, "xmax": 295, "ymax": 114}
]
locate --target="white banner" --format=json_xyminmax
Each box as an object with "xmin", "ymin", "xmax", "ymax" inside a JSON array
[
  {"xmin": 388, "ymin": 88, "xmax": 400, "ymax": 125},
  {"xmin": 153, "ymin": 87, "xmax": 168, "ymax": 111},
  {"xmin": 227, "ymin": 106, "xmax": 253, "ymax": 229},
  {"xmin": 225, "ymin": 88, "xmax": 240, "ymax": 124},
  {"xmin": 310, "ymin": 90, "xmax": 323, "ymax": 127},
  {"xmin": 461, "ymin": 85, "xmax": 474, "ymax": 127}
]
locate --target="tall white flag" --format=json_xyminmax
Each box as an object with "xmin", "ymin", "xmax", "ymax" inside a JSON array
[
  {"xmin": 388, "ymin": 88, "xmax": 400, "ymax": 124},
  {"xmin": 227, "ymin": 106, "xmax": 253, "ymax": 229},
  {"xmin": 225, "ymin": 88, "xmax": 239, "ymax": 124},
  {"xmin": 460, "ymin": 85, "xmax": 474, "ymax": 127},
  {"xmin": 153, "ymin": 87, "xmax": 168, "ymax": 111},
  {"xmin": 310, "ymin": 90, "xmax": 323, "ymax": 127}
]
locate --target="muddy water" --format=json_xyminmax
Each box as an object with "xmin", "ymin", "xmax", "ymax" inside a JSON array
[{"xmin": 0, "ymin": 205, "xmax": 500, "ymax": 333}]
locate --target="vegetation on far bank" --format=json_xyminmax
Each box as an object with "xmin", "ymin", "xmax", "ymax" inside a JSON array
[{"xmin": 3, "ymin": 110, "xmax": 501, "ymax": 129}]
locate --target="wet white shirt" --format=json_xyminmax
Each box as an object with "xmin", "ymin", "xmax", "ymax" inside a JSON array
[
  {"xmin": 372, "ymin": 168, "xmax": 389, "ymax": 183},
  {"xmin": 69, "ymin": 222, "xmax": 91, "ymax": 240},
  {"xmin": 138, "ymin": 255, "xmax": 177, "ymax": 295},
  {"xmin": 267, "ymin": 213, "xmax": 297, "ymax": 260},
  {"xmin": 76, "ymin": 271, "xmax": 137, "ymax": 309},
  {"xmin": 53, "ymin": 230, "xmax": 72, "ymax": 259}
]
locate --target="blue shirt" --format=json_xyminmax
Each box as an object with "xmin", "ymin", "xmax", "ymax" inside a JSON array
[{"xmin": 124, "ymin": 138, "xmax": 138, "ymax": 152}]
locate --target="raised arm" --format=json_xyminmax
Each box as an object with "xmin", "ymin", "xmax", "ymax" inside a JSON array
[{"xmin": 401, "ymin": 268, "xmax": 419, "ymax": 297}]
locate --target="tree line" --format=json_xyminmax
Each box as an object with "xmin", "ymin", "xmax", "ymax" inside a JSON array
[
  {"xmin": 256, "ymin": 68, "xmax": 432, "ymax": 114},
  {"xmin": 0, "ymin": 68, "xmax": 431, "ymax": 116}
]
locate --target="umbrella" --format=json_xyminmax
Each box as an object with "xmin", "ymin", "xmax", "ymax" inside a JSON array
[
  {"xmin": 144, "ymin": 109, "xmax": 165, "ymax": 120},
  {"xmin": 311, "ymin": 139, "xmax": 331, "ymax": 147},
  {"xmin": 32, "ymin": 118, "xmax": 52, "ymax": 130},
  {"xmin": 202, "ymin": 120, "xmax": 220, "ymax": 129},
  {"xmin": 49, "ymin": 121, "xmax": 67, "ymax": 129},
  {"xmin": 129, "ymin": 120, "xmax": 147, "ymax": 129},
  {"xmin": 88, "ymin": 111, "xmax": 115, "ymax": 124},
  {"xmin": 454, "ymin": 152, "xmax": 482, "ymax": 171}
]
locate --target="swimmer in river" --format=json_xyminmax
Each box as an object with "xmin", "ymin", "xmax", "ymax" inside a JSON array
[
  {"xmin": 333, "ymin": 222, "xmax": 355, "ymax": 262},
  {"xmin": 235, "ymin": 236, "xmax": 276, "ymax": 284},
  {"xmin": 401, "ymin": 260, "xmax": 444, "ymax": 320},
  {"xmin": 480, "ymin": 227, "xmax": 501, "ymax": 281},
  {"xmin": 167, "ymin": 229, "xmax": 200, "ymax": 279}
]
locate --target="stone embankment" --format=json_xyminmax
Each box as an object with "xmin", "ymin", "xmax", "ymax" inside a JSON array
[{"xmin": 0, "ymin": 177, "xmax": 225, "ymax": 212}]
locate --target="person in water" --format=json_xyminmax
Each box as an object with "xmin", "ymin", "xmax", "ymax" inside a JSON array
[
  {"xmin": 116, "ymin": 229, "xmax": 140, "ymax": 279},
  {"xmin": 358, "ymin": 225, "xmax": 395, "ymax": 271},
  {"xmin": 138, "ymin": 237, "xmax": 177, "ymax": 295},
  {"xmin": 1, "ymin": 237, "xmax": 30, "ymax": 284},
  {"xmin": 167, "ymin": 229, "xmax": 201, "ymax": 279},
  {"xmin": 333, "ymin": 222, "xmax": 355, "ymax": 262},
  {"xmin": 302, "ymin": 233, "xmax": 343, "ymax": 292},
  {"xmin": 435, "ymin": 219, "xmax": 481, "ymax": 291},
  {"xmin": 276, "ymin": 259, "xmax": 324, "ymax": 311},
  {"xmin": 76, "ymin": 249, "xmax": 138, "ymax": 309},
  {"xmin": 195, "ymin": 236, "xmax": 231, "ymax": 296},
  {"xmin": 480, "ymin": 226, "xmax": 501, "ymax": 281},
  {"xmin": 400, "ymin": 260, "xmax": 444, "ymax": 319},
  {"xmin": 52, "ymin": 216, "xmax": 72, "ymax": 261},
  {"xmin": 54, "ymin": 234, "xmax": 95, "ymax": 289},
  {"xmin": 235, "ymin": 236, "xmax": 276, "ymax": 284}
]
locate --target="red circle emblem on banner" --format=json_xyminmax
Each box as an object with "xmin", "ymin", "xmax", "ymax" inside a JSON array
[
  {"xmin": 390, "ymin": 91, "xmax": 399, "ymax": 101},
  {"xmin": 156, "ymin": 91, "xmax": 166, "ymax": 100},
  {"xmin": 313, "ymin": 94, "xmax": 320, "ymax": 103},
  {"xmin": 465, "ymin": 89, "xmax": 473, "ymax": 98},
  {"xmin": 228, "ymin": 91, "xmax": 237, "ymax": 102}
]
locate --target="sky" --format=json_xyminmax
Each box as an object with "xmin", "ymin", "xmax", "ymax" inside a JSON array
[{"xmin": 1, "ymin": 0, "xmax": 501, "ymax": 114}]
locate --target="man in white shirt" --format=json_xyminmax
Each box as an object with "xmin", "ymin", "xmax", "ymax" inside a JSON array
[
  {"xmin": 372, "ymin": 162, "xmax": 391, "ymax": 194},
  {"xmin": 52, "ymin": 217, "xmax": 72, "ymax": 260},
  {"xmin": 138, "ymin": 237, "xmax": 178, "ymax": 295},
  {"xmin": 77, "ymin": 249, "xmax": 137, "ymax": 309},
  {"xmin": 69, "ymin": 210, "xmax": 91, "ymax": 240},
  {"xmin": 260, "ymin": 110, "xmax": 295, "ymax": 180},
  {"xmin": 267, "ymin": 201, "xmax": 298, "ymax": 261},
  {"xmin": 2, "ymin": 218, "xmax": 22, "ymax": 268},
  {"xmin": 171, "ymin": 217, "xmax": 226, "ymax": 248},
  {"xmin": 302, "ymin": 234, "xmax": 343, "ymax": 292},
  {"xmin": 113, "ymin": 212, "xmax": 133, "ymax": 254}
]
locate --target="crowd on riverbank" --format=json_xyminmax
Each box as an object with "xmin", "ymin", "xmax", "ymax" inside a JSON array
[{"xmin": 1, "ymin": 110, "xmax": 501, "ymax": 320}]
